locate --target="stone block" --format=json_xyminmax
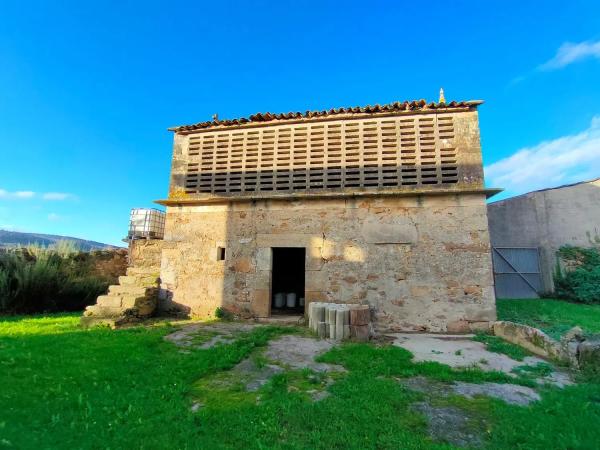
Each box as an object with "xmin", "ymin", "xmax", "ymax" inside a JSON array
[
  {"xmin": 256, "ymin": 233, "xmax": 313, "ymax": 247},
  {"xmin": 361, "ymin": 216, "xmax": 417, "ymax": 244},
  {"xmin": 96, "ymin": 295, "xmax": 122, "ymax": 308},
  {"xmin": 305, "ymin": 270, "xmax": 327, "ymax": 291},
  {"xmin": 251, "ymin": 289, "xmax": 270, "ymax": 317},
  {"xmin": 492, "ymin": 321, "xmax": 560, "ymax": 360},
  {"xmin": 108, "ymin": 285, "xmax": 148, "ymax": 296},
  {"xmin": 256, "ymin": 248, "xmax": 271, "ymax": 271},
  {"xmin": 577, "ymin": 339, "xmax": 600, "ymax": 373},
  {"xmin": 447, "ymin": 320, "xmax": 470, "ymax": 333},
  {"xmin": 306, "ymin": 291, "xmax": 327, "ymax": 303},
  {"xmin": 232, "ymin": 257, "xmax": 253, "ymax": 273},
  {"xmin": 468, "ymin": 321, "xmax": 491, "ymax": 332}
]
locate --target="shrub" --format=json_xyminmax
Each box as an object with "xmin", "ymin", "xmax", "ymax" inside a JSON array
[
  {"xmin": 0, "ymin": 244, "xmax": 110, "ymax": 314},
  {"xmin": 555, "ymin": 246, "xmax": 600, "ymax": 304},
  {"xmin": 215, "ymin": 307, "xmax": 234, "ymax": 321}
]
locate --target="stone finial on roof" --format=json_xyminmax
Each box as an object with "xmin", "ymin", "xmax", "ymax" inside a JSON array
[
  {"xmin": 439, "ymin": 88, "xmax": 446, "ymax": 104},
  {"xmin": 212, "ymin": 113, "xmax": 219, "ymax": 121}
]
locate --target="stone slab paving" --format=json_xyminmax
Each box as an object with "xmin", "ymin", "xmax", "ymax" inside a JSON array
[
  {"xmin": 411, "ymin": 402, "xmax": 485, "ymax": 449},
  {"xmin": 165, "ymin": 323, "xmax": 343, "ymax": 398},
  {"xmin": 263, "ymin": 335, "xmax": 345, "ymax": 372},
  {"xmin": 453, "ymin": 381, "xmax": 540, "ymax": 406},
  {"xmin": 389, "ymin": 333, "xmax": 572, "ymax": 387},
  {"xmin": 164, "ymin": 322, "xmax": 257, "ymax": 349},
  {"xmin": 399, "ymin": 376, "xmax": 540, "ymax": 406}
]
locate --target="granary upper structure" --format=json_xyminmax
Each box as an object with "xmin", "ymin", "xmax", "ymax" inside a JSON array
[
  {"xmin": 150, "ymin": 97, "xmax": 498, "ymax": 333},
  {"xmin": 159, "ymin": 99, "xmax": 495, "ymax": 205}
]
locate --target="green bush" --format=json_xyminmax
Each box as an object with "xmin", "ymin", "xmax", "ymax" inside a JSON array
[
  {"xmin": 555, "ymin": 246, "xmax": 600, "ymax": 304},
  {"xmin": 0, "ymin": 245, "xmax": 109, "ymax": 314},
  {"xmin": 215, "ymin": 306, "xmax": 234, "ymax": 321}
]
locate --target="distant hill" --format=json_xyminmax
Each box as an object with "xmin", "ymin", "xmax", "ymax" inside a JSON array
[{"xmin": 0, "ymin": 230, "xmax": 119, "ymax": 251}]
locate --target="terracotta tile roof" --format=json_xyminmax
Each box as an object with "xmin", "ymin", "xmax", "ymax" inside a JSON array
[{"xmin": 169, "ymin": 99, "xmax": 483, "ymax": 133}]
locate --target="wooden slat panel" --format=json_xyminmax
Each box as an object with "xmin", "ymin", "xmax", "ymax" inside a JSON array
[{"xmin": 185, "ymin": 114, "xmax": 459, "ymax": 195}]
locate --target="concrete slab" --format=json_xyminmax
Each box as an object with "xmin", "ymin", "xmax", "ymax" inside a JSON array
[
  {"xmin": 389, "ymin": 333, "xmax": 543, "ymax": 373},
  {"xmin": 388, "ymin": 333, "xmax": 572, "ymax": 387},
  {"xmin": 264, "ymin": 335, "xmax": 344, "ymax": 372}
]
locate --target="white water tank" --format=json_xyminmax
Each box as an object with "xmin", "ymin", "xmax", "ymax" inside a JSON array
[
  {"xmin": 286, "ymin": 293, "xmax": 297, "ymax": 308},
  {"xmin": 127, "ymin": 208, "xmax": 166, "ymax": 240},
  {"xmin": 274, "ymin": 293, "xmax": 285, "ymax": 308}
]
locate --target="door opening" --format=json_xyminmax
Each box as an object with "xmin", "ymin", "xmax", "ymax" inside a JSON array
[{"xmin": 271, "ymin": 247, "xmax": 306, "ymax": 315}]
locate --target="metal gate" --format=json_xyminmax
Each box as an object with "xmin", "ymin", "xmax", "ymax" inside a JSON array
[{"xmin": 492, "ymin": 247, "xmax": 542, "ymax": 299}]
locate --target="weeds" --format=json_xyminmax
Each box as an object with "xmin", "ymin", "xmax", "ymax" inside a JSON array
[
  {"xmin": 0, "ymin": 244, "xmax": 110, "ymax": 314},
  {"xmin": 472, "ymin": 333, "xmax": 530, "ymax": 361}
]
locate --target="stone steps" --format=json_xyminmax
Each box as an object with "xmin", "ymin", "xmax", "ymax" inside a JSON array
[
  {"xmin": 118, "ymin": 274, "xmax": 159, "ymax": 287},
  {"xmin": 108, "ymin": 284, "xmax": 153, "ymax": 296},
  {"xmin": 126, "ymin": 267, "xmax": 160, "ymax": 277},
  {"xmin": 82, "ymin": 266, "xmax": 159, "ymax": 328}
]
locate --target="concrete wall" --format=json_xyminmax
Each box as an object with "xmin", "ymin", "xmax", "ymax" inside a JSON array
[
  {"xmin": 488, "ymin": 179, "xmax": 600, "ymax": 292},
  {"xmin": 158, "ymin": 193, "xmax": 496, "ymax": 333}
]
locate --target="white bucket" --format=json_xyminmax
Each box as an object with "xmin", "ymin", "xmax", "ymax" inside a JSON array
[
  {"xmin": 274, "ymin": 293, "xmax": 285, "ymax": 308},
  {"xmin": 286, "ymin": 292, "xmax": 297, "ymax": 308}
]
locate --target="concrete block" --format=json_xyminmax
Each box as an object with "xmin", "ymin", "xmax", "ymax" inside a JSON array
[
  {"xmin": 351, "ymin": 325, "xmax": 369, "ymax": 342},
  {"xmin": 343, "ymin": 325, "xmax": 351, "ymax": 339},
  {"xmin": 328, "ymin": 308, "xmax": 337, "ymax": 339},
  {"xmin": 350, "ymin": 307, "xmax": 370, "ymax": 326},
  {"xmin": 335, "ymin": 309, "xmax": 349, "ymax": 340},
  {"xmin": 317, "ymin": 321, "xmax": 327, "ymax": 338}
]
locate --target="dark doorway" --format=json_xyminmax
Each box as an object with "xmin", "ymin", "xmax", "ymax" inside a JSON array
[{"xmin": 271, "ymin": 247, "xmax": 306, "ymax": 315}]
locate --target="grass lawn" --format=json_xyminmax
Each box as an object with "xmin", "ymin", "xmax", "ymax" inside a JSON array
[
  {"xmin": 497, "ymin": 298, "xmax": 600, "ymax": 339},
  {"xmin": 1, "ymin": 314, "xmax": 600, "ymax": 449}
]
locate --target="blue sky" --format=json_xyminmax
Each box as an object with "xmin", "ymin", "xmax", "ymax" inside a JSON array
[{"xmin": 1, "ymin": 1, "xmax": 599, "ymax": 246}]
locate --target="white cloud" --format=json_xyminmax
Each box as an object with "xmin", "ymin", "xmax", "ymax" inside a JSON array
[
  {"xmin": 0, "ymin": 190, "xmax": 76, "ymax": 201},
  {"xmin": 0, "ymin": 189, "xmax": 36, "ymax": 199},
  {"xmin": 47, "ymin": 213, "xmax": 61, "ymax": 221},
  {"xmin": 485, "ymin": 116, "xmax": 600, "ymax": 196},
  {"xmin": 42, "ymin": 192, "xmax": 75, "ymax": 201},
  {"xmin": 15, "ymin": 191, "xmax": 35, "ymax": 198},
  {"xmin": 540, "ymin": 40, "xmax": 600, "ymax": 71}
]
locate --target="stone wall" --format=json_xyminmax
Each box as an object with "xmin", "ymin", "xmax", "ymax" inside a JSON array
[
  {"xmin": 88, "ymin": 249, "xmax": 128, "ymax": 283},
  {"xmin": 159, "ymin": 193, "xmax": 496, "ymax": 332},
  {"xmin": 129, "ymin": 239, "xmax": 163, "ymax": 269}
]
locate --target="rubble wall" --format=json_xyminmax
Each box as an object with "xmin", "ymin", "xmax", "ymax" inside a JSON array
[{"xmin": 158, "ymin": 193, "xmax": 496, "ymax": 332}]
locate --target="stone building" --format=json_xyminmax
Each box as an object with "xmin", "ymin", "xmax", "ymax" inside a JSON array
[
  {"xmin": 488, "ymin": 178, "xmax": 600, "ymax": 294},
  {"xmin": 153, "ymin": 99, "xmax": 498, "ymax": 333}
]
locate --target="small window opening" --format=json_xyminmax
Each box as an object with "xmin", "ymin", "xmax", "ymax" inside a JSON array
[{"xmin": 217, "ymin": 247, "xmax": 226, "ymax": 261}]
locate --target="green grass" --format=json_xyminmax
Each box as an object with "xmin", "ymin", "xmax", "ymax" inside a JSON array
[
  {"xmin": 472, "ymin": 333, "xmax": 531, "ymax": 361},
  {"xmin": 1, "ymin": 314, "xmax": 600, "ymax": 449},
  {"xmin": 497, "ymin": 298, "xmax": 600, "ymax": 339}
]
